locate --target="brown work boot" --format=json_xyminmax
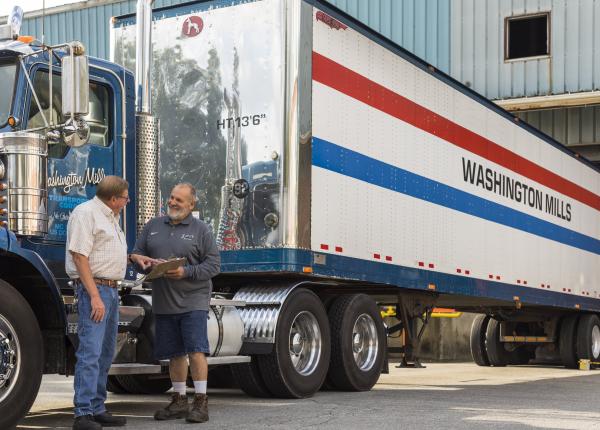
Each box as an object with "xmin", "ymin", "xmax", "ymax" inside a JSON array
[
  {"xmin": 154, "ymin": 392, "xmax": 189, "ymax": 420},
  {"xmin": 186, "ymin": 393, "xmax": 209, "ymax": 423}
]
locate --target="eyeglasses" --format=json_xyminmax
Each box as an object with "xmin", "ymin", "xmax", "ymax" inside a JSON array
[{"xmin": 116, "ymin": 195, "xmax": 130, "ymax": 202}]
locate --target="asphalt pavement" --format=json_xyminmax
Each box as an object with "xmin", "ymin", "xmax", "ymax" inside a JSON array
[{"xmin": 18, "ymin": 363, "xmax": 600, "ymax": 429}]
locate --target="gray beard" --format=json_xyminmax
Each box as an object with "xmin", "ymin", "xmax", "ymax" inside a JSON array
[{"xmin": 167, "ymin": 208, "xmax": 187, "ymax": 221}]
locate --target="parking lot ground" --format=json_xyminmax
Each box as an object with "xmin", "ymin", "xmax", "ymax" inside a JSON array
[{"xmin": 18, "ymin": 362, "xmax": 600, "ymax": 429}]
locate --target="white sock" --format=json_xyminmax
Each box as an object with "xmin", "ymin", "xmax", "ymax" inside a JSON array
[
  {"xmin": 193, "ymin": 380, "xmax": 207, "ymax": 394},
  {"xmin": 172, "ymin": 381, "xmax": 186, "ymax": 395}
]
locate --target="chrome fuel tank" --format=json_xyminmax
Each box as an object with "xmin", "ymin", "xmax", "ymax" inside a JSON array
[{"xmin": 207, "ymin": 302, "xmax": 244, "ymax": 357}]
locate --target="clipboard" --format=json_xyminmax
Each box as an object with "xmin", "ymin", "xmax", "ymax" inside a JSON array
[{"xmin": 145, "ymin": 257, "xmax": 186, "ymax": 281}]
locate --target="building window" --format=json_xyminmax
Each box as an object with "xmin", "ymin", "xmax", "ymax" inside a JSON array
[{"xmin": 505, "ymin": 13, "xmax": 550, "ymax": 61}]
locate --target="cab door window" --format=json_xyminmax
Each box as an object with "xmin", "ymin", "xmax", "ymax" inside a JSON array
[{"xmin": 27, "ymin": 70, "xmax": 112, "ymax": 157}]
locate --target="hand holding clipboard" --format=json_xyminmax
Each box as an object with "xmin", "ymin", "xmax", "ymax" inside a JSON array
[{"xmin": 144, "ymin": 257, "xmax": 187, "ymax": 281}]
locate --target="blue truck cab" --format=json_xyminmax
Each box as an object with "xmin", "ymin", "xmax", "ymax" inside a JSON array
[{"xmin": 0, "ymin": 36, "xmax": 137, "ymax": 427}]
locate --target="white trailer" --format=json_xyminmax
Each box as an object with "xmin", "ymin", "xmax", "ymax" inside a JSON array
[{"xmin": 1, "ymin": 0, "xmax": 599, "ymax": 426}]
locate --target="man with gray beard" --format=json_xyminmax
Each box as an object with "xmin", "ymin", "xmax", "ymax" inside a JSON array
[{"xmin": 130, "ymin": 183, "xmax": 220, "ymax": 423}]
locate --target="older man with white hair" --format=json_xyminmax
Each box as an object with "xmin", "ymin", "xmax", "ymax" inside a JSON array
[{"xmin": 130, "ymin": 183, "xmax": 220, "ymax": 424}]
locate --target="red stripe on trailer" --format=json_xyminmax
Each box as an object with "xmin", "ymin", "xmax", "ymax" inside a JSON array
[
  {"xmin": 335, "ymin": 246, "xmax": 343, "ymax": 252},
  {"xmin": 374, "ymin": 253, "xmax": 381, "ymax": 259},
  {"xmin": 489, "ymin": 274, "xmax": 493, "ymax": 279},
  {"xmin": 418, "ymin": 261, "xmax": 425, "ymax": 267},
  {"xmin": 320, "ymin": 244, "xmax": 329, "ymax": 250},
  {"xmin": 428, "ymin": 263, "xmax": 435, "ymax": 269},
  {"xmin": 385, "ymin": 256, "xmax": 392, "ymax": 262},
  {"xmin": 456, "ymin": 268, "xmax": 462, "ymax": 273},
  {"xmin": 524, "ymin": 281, "xmax": 528, "ymax": 285},
  {"xmin": 496, "ymin": 276, "xmax": 501, "ymax": 280},
  {"xmin": 465, "ymin": 270, "xmax": 470, "ymax": 275},
  {"xmin": 517, "ymin": 280, "xmax": 521, "ymax": 284},
  {"xmin": 312, "ymin": 51, "xmax": 600, "ymax": 212}
]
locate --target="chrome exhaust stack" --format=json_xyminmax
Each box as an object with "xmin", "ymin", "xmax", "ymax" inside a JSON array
[{"xmin": 135, "ymin": 0, "xmax": 160, "ymax": 232}]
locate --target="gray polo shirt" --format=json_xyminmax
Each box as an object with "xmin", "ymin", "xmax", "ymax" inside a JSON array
[{"xmin": 132, "ymin": 214, "xmax": 220, "ymax": 314}]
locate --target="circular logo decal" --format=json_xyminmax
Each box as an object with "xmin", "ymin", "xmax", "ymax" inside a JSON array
[{"xmin": 182, "ymin": 16, "xmax": 203, "ymax": 38}]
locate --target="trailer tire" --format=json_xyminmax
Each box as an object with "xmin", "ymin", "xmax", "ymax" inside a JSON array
[
  {"xmin": 257, "ymin": 289, "xmax": 330, "ymax": 398},
  {"xmin": 470, "ymin": 315, "xmax": 491, "ymax": 366},
  {"xmin": 114, "ymin": 374, "xmax": 171, "ymax": 395},
  {"xmin": 0, "ymin": 280, "xmax": 44, "ymax": 430},
  {"xmin": 231, "ymin": 358, "xmax": 271, "ymax": 397},
  {"xmin": 559, "ymin": 314, "xmax": 579, "ymax": 369},
  {"xmin": 485, "ymin": 319, "xmax": 510, "ymax": 366},
  {"xmin": 106, "ymin": 375, "xmax": 127, "ymax": 394},
  {"xmin": 576, "ymin": 314, "xmax": 600, "ymax": 362},
  {"xmin": 327, "ymin": 294, "xmax": 385, "ymax": 391}
]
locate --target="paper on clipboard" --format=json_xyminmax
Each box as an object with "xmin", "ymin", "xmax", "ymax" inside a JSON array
[{"xmin": 145, "ymin": 258, "xmax": 186, "ymax": 281}]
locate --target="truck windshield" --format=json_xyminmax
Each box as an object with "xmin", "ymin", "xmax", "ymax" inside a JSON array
[{"xmin": 0, "ymin": 62, "xmax": 16, "ymax": 126}]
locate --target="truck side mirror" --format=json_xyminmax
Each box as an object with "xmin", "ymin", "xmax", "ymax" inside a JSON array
[
  {"xmin": 62, "ymin": 46, "xmax": 89, "ymax": 116},
  {"xmin": 61, "ymin": 42, "xmax": 90, "ymax": 147}
]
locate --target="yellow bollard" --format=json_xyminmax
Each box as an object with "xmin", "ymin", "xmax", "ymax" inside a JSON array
[{"xmin": 579, "ymin": 359, "xmax": 591, "ymax": 370}]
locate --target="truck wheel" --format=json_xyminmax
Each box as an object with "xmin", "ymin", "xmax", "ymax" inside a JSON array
[
  {"xmin": 509, "ymin": 346, "xmax": 534, "ymax": 365},
  {"xmin": 231, "ymin": 357, "xmax": 271, "ymax": 397},
  {"xmin": 485, "ymin": 319, "xmax": 510, "ymax": 366},
  {"xmin": 0, "ymin": 280, "xmax": 43, "ymax": 430},
  {"xmin": 208, "ymin": 365, "xmax": 237, "ymax": 388},
  {"xmin": 470, "ymin": 315, "xmax": 491, "ymax": 366},
  {"xmin": 327, "ymin": 294, "xmax": 385, "ymax": 391},
  {"xmin": 576, "ymin": 314, "xmax": 600, "ymax": 362},
  {"xmin": 106, "ymin": 375, "xmax": 127, "ymax": 394},
  {"xmin": 559, "ymin": 314, "xmax": 579, "ymax": 369},
  {"xmin": 114, "ymin": 374, "xmax": 171, "ymax": 394},
  {"xmin": 257, "ymin": 289, "xmax": 330, "ymax": 398}
]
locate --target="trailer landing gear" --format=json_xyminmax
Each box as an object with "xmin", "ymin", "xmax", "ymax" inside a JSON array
[{"xmin": 386, "ymin": 294, "xmax": 436, "ymax": 369}]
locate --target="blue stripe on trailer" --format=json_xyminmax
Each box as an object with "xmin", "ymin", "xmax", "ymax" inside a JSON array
[
  {"xmin": 312, "ymin": 136, "xmax": 600, "ymax": 256},
  {"xmin": 220, "ymin": 248, "xmax": 600, "ymax": 312}
]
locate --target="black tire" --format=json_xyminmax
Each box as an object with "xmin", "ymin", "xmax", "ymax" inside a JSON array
[
  {"xmin": 114, "ymin": 374, "xmax": 171, "ymax": 395},
  {"xmin": 576, "ymin": 314, "xmax": 600, "ymax": 362},
  {"xmin": 106, "ymin": 375, "xmax": 128, "ymax": 394},
  {"xmin": 0, "ymin": 280, "xmax": 44, "ymax": 430},
  {"xmin": 231, "ymin": 358, "xmax": 272, "ymax": 397},
  {"xmin": 559, "ymin": 314, "xmax": 579, "ymax": 369},
  {"xmin": 470, "ymin": 315, "xmax": 491, "ymax": 366},
  {"xmin": 208, "ymin": 365, "xmax": 237, "ymax": 388},
  {"xmin": 327, "ymin": 294, "xmax": 385, "ymax": 391},
  {"xmin": 114, "ymin": 294, "xmax": 170, "ymax": 394},
  {"xmin": 257, "ymin": 289, "xmax": 330, "ymax": 398},
  {"xmin": 485, "ymin": 319, "xmax": 510, "ymax": 366},
  {"xmin": 509, "ymin": 346, "xmax": 534, "ymax": 365}
]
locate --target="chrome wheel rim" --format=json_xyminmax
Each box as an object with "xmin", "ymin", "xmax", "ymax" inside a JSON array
[
  {"xmin": 352, "ymin": 313, "xmax": 378, "ymax": 371},
  {"xmin": 0, "ymin": 314, "xmax": 20, "ymax": 403},
  {"xmin": 288, "ymin": 311, "xmax": 321, "ymax": 376},
  {"xmin": 592, "ymin": 325, "xmax": 600, "ymax": 358}
]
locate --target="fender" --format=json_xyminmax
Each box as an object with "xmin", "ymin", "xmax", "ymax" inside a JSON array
[{"xmin": 0, "ymin": 227, "xmax": 66, "ymax": 329}]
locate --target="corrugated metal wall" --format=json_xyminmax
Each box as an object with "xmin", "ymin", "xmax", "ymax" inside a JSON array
[
  {"xmin": 517, "ymin": 106, "xmax": 600, "ymax": 165},
  {"xmin": 20, "ymin": 0, "xmax": 451, "ymax": 72},
  {"xmin": 20, "ymin": 0, "xmax": 186, "ymax": 60},
  {"xmin": 451, "ymin": 0, "xmax": 600, "ymax": 100},
  {"xmin": 327, "ymin": 0, "xmax": 450, "ymax": 72}
]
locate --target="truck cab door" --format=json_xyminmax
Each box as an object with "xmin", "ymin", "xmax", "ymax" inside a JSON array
[{"xmin": 21, "ymin": 64, "xmax": 123, "ymax": 279}]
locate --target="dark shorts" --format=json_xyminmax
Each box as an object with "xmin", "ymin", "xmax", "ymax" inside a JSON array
[{"xmin": 154, "ymin": 310, "xmax": 210, "ymax": 360}]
